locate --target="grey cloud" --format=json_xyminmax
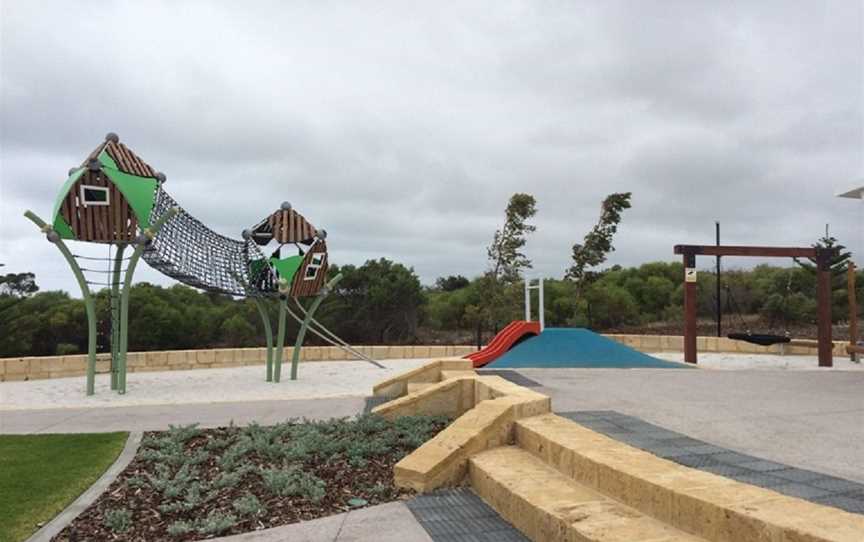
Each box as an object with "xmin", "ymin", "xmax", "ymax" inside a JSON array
[{"xmin": 1, "ymin": 1, "xmax": 861, "ymax": 294}]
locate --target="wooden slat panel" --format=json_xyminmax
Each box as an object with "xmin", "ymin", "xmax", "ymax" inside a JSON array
[
  {"xmin": 113, "ymin": 184, "xmax": 122, "ymax": 242},
  {"xmin": 120, "ymin": 192, "xmax": 129, "ymax": 240},
  {"xmin": 290, "ymin": 240, "xmax": 328, "ymax": 297},
  {"xmin": 263, "ymin": 208, "xmax": 318, "ymax": 244}
]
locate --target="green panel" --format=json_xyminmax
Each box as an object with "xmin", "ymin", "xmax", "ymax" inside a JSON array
[
  {"xmin": 97, "ymin": 148, "xmax": 118, "ymax": 170},
  {"xmin": 269, "ymin": 255, "xmax": 303, "ymax": 283},
  {"xmin": 52, "ymin": 215, "xmax": 75, "ymax": 240},
  {"xmin": 249, "ymin": 259, "xmax": 266, "ymax": 277},
  {"xmin": 50, "ymin": 168, "xmax": 85, "ymax": 223},
  {"xmin": 104, "ymin": 168, "xmax": 158, "ymax": 228}
]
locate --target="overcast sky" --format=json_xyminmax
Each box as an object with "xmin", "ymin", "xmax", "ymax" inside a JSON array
[{"xmin": 1, "ymin": 1, "xmax": 862, "ymax": 295}]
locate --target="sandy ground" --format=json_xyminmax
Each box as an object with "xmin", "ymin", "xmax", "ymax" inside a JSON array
[
  {"xmin": 0, "ymin": 358, "xmax": 430, "ymax": 411},
  {"xmin": 655, "ymin": 352, "xmax": 864, "ymax": 370},
  {"xmin": 3, "ymin": 352, "xmax": 861, "ymax": 412}
]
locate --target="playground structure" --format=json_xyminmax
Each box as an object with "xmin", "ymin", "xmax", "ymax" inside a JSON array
[
  {"xmin": 673, "ymin": 244, "xmax": 837, "ymax": 367},
  {"xmin": 24, "ymin": 133, "xmax": 376, "ymax": 396},
  {"xmin": 466, "ymin": 278, "xmax": 684, "ymax": 369}
]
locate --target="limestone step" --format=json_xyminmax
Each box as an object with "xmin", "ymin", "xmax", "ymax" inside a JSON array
[
  {"xmin": 439, "ymin": 369, "xmax": 476, "ymax": 381},
  {"xmin": 406, "ymin": 382, "xmax": 434, "ymax": 393},
  {"xmin": 514, "ymin": 413, "xmax": 864, "ymax": 542},
  {"xmin": 469, "ymin": 446, "xmax": 707, "ymax": 542}
]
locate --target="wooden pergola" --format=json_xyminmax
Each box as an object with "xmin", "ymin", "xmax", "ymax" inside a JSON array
[{"xmin": 673, "ymin": 245, "xmax": 836, "ymax": 367}]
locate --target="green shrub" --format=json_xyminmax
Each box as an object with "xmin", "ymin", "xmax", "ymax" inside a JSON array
[
  {"xmin": 55, "ymin": 342, "xmax": 78, "ymax": 355},
  {"xmin": 167, "ymin": 520, "xmax": 193, "ymax": 536},
  {"xmin": 195, "ymin": 510, "xmax": 237, "ymax": 535},
  {"xmin": 259, "ymin": 466, "xmax": 326, "ymax": 501},
  {"xmin": 103, "ymin": 508, "xmax": 132, "ymax": 533},
  {"xmin": 232, "ymin": 493, "xmax": 266, "ymax": 517}
]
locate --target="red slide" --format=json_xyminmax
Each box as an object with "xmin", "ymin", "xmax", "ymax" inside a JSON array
[{"xmin": 465, "ymin": 320, "xmax": 541, "ymax": 368}]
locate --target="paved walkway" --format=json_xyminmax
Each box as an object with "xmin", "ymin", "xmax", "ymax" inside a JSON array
[
  {"xmin": 521, "ymin": 367, "xmax": 864, "ymax": 483},
  {"xmin": 214, "ymin": 502, "xmax": 431, "ymax": 541},
  {"xmin": 655, "ymin": 352, "xmax": 864, "ymax": 371},
  {"xmin": 0, "ymin": 396, "xmax": 371, "ymax": 434}
]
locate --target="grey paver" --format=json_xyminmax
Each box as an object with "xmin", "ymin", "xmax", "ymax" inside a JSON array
[{"xmin": 408, "ymin": 489, "xmax": 528, "ymax": 542}]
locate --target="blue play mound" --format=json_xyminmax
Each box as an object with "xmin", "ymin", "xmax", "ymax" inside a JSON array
[{"xmin": 487, "ymin": 328, "xmax": 687, "ymax": 369}]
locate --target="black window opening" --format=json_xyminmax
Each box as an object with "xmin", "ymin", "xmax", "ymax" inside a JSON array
[
  {"xmin": 80, "ymin": 185, "xmax": 110, "ymax": 206},
  {"xmin": 304, "ymin": 253, "xmax": 325, "ymax": 281}
]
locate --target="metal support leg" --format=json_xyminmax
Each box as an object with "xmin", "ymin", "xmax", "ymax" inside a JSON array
[
  {"xmin": 254, "ymin": 298, "xmax": 275, "ymax": 381},
  {"xmin": 290, "ymin": 274, "xmax": 343, "ymax": 381},
  {"xmin": 118, "ymin": 209, "xmax": 178, "ymax": 393},
  {"xmin": 110, "ymin": 244, "xmax": 126, "ymax": 390},
  {"xmin": 24, "ymin": 211, "xmax": 99, "ymax": 395},
  {"xmin": 273, "ymin": 297, "xmax": 288, "ymax": 382}
]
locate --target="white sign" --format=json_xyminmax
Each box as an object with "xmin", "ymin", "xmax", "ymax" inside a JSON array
[{"xmin": 685, "ymin": 268, "xmax": 697, "ymax": 283}]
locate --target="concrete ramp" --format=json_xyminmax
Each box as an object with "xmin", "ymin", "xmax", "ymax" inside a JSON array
[{"xmin": 488, "ymin": 328, "xmax": 686, "ymax": 369}]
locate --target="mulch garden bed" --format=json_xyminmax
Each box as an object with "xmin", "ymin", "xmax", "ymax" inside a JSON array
[{"xmin": 53, "ymin": 414, "xmax": 449, "ymax": 541}]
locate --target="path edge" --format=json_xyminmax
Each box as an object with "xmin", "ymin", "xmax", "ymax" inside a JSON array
[{"xmin": 25, "ymin": 431, "xmax": 143, "ymax": 542}]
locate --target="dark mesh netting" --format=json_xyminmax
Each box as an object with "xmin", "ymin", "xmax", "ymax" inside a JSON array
[{"xmin": 143, "ymin": 187, "xmax": 275, "ymax": 297}]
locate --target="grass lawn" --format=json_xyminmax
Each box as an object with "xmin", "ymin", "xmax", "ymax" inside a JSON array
[{"xmin": 0, "ymin": 432, "xmax": 128, "ymax": 542}]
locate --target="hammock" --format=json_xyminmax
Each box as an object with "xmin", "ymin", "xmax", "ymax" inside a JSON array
[{"xmin": 726, "ymin": 333, "xmax": 791, "ymax": 346}]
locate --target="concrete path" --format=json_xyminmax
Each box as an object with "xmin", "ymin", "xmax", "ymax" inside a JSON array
[
  {"xmin": 0, "ymin": 396, "xmax": 371, "ymax": 434},
  {"xmin": 655, "ymin": 352, "xmax": 864, "ymax": 371},
  {"xmin": 213, "ymin": 502, "xmax": 431, "ymax": 541},
  {"xmin": 0, "ymin": 359, "xmax": 430, "ymax": 411},
  {"xmin": 520, "ymin": 367, "xmax": 864, "ymax": 483}
]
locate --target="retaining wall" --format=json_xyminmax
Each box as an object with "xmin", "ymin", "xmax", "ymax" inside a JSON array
[
  {"xmin": 0, "ymin": 345, "xmax": 478, "ymax": 382},
  {"xmin": 604, "ymin": 333, "xmax": 847, "ymax": 357}
]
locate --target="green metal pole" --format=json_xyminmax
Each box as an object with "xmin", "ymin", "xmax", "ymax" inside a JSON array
[
  {"xmin": 110, "ymin": 244, "xmax": 126, "ymax": 390},
  {"xmin": 118, "ymin": 208, "xmax": 178, "ymax": 394},
  {"xmin": 24, "ymin": 211, "xmax": 98, "ymax": 396},
  {"xmin": 254, "ymin": 297, "xmax": 274, "ymax": 382},
  {"xmin": 273, "ymin": 296, "xmax": 288, "ymax": 382},
  {"xmin": 290, "ymin": 273, "xmax": 343, "ymax": 381}
]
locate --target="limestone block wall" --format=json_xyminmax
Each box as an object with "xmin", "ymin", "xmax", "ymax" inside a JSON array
[
  {"xmin": 0, "ymin": 345, "xmax": 478, "ymax": 382},
  {"xmin": 603, "ymin": 333, "xmax": 847, "ymax": 357}
]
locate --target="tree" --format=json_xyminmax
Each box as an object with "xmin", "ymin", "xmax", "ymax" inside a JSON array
[
  {"xmin": 435, "ymin": 275, "xmax": 470, "ymax": 292},
  {"xmin": 566, "ymin": 192, "xmax": 632, "ymax": 291},
  {"xmin": 487, "ymin": 193, "xmax": 537, "ymax": 283},
  {"xmin": 794, "ymin": 235, "xmax": 853, "ymax": 322},
  {"xmin": 0, "ymin": 272, "xmax": 39, "ymax": 298},
  {"xmin": 325, "ymin": 259, "xmax": 425, "ymax": 343},
  {"xmin": 794, "ymin": 235, "xmax": 852, "ymax": 285},
  {"xmin": 477, "ymin": 194, "xmax": 538, "ymax": 334}
]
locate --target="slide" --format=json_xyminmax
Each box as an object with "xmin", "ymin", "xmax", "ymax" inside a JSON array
[
  {"xmin": 465, "ymin": 320, "xmax": 541, "ymax": 368},
  {"xmin": 488, "ymin": 328, "xmax": 687, "ymax": 369}
]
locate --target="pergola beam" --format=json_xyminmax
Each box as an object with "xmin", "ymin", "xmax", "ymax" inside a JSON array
[{"xmin": 674, "ymin": 245, "xmax": 817, "ymax": 258}]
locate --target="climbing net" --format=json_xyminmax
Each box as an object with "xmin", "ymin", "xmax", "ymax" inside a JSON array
[{"xmin": 142, "ymin": 187, "xmax": 275, "ymax": 297}]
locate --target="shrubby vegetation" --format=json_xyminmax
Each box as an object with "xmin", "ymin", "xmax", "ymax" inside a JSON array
[
  {"xmin": 1, "ymin": 258, "xmax": 850, "ymax": 357},
  {"xmin": 0, "ymin": 192, "xmax": 851, "ymax": 356}
]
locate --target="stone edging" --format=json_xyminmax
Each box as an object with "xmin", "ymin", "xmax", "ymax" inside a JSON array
[
  {"xmin": 25, "ymin": 431, "xmax": 143, "ymax": 542},
  {"xmin": 0, "ymin": 345, "xmax": 478, "ymax": 383}
]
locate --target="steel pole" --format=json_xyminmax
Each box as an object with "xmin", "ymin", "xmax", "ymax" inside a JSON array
[
  {"xmin": 254, "ymin": 297, "xmax": 275, "ymax": 381},
  {"xmin": 118, "ymin": 208, "xmax": 178, "ymax": 393},
  {"xmin": 273, "ymin": 297, "xmax": 288, "ymax": 382},
  {"xmin": 290, "ymin": 274, "xmax": 343, "ymax": 381},
  {"xmin": 110, "ymin": 244, "xmax": 126, "ymax": 390},
  {"xmin": 24, "ymin": 211, "xmax": 99, "ymax": 395}
]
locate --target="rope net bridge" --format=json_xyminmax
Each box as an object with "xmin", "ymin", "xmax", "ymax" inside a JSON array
[{"xmin": 25, "ymin": 133, "xmax": 380, "ymax": 396}]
